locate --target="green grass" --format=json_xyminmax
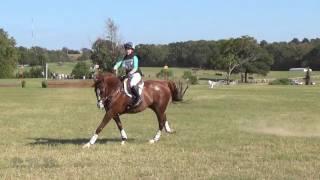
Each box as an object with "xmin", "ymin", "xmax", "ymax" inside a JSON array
[
  {"xmin": 47, "ymin": 61, "xmax": 91, "ymax": 74},
  {"xmin": 261, "ymin": 71, "xmax": 320, "ymax": 79},
  {"xmin": 0, "ymin": 78, "xmax": 44, "ymax": 88},
  {"xmin": 1, "ymin": 84, "xmax": 320, "ymax": 179}
]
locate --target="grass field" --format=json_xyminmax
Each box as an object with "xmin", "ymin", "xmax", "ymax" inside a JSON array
[{"xmin": 1, "ymin": 81, "xmax": 320, "ymax": 179}]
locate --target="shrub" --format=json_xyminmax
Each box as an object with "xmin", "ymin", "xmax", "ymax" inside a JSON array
[
  {"xmin": 182, "ymin": 71, "xmax": 198, "ymax": 85},
  {"xmin": 71, "ymin": 62, "xmax": 90, "ymax": 79},
  {"xmin": 269, "ymin": 78, "xmax": 291, "ymax": 85},
  {"xmin": 21, "ymin": 80, "xmax": 26, "ymax": 88},
  {"xmin": 42, "ymin": 80, "xmax": 48, "ymax": 88},
  {"xmin": 156, "ymin": 69, "xmax": 174, "ymax": 79},
  {"xmin": 19, "ymin": 66, "xmax": 51, "ymax": 78},
  {"xmin": 29, "ymin": 67, "xmax": 43, "ymax": 78}
]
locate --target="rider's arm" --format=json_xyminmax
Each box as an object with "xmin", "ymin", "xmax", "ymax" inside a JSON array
[
  {"xmin": 113, "ymin": 61, "xmax": 122, "ymax": 70},
  {"xmin": 129, "ymin": 56, "xmax": 139, "ymax": 75}
]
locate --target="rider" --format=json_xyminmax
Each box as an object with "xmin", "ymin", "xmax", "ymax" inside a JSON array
[{"xmin": 113, "ymin": 42, "xmax": 142, "ymax": 107}]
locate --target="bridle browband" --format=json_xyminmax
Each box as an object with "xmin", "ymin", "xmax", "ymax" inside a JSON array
[{"xmin": 95, "ymin": 80, "xmax": 122, "ymax": 110}]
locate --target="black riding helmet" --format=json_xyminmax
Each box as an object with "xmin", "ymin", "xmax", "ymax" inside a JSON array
[{"xmin": 124, "ymin": 42, "xmax": 134, "ymax": 50}]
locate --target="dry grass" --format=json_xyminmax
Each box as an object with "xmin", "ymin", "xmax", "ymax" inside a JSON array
[{"xmin": 1, "ymin": 84, "xmax": 320, "ymax": 179}]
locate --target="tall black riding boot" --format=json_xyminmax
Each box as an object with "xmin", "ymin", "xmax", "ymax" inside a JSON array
[{"xmin": 130, "ymin": 86, "xmax": 141, "ymax": 107}]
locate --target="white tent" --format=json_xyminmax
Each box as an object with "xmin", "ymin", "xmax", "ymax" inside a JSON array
[{"xmin": 289, "ymin": 68, "xmax": 312, "ymax": 72}]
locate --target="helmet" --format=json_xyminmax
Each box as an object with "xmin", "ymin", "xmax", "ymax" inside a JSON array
[{"xmin": 124, "ymin": 42, "xmax": 134, "ymax": 50}]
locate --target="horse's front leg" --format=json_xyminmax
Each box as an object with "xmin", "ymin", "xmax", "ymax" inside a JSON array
[
  {"xmin": 95, "ymin": 88, "xmax": 104, "ymax": 109},
  {"xmin": 83, "ymin": 111, "xmax": 113, "ymax": 148},
  {"xmin": 113, "ymin": 115, "xmax": 128, "ymax": 145}
]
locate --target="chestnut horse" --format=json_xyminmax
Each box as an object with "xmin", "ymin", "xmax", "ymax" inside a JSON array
[{"xmin": 83, "ymin": 72, "xmax": 179, "ymax": 148}]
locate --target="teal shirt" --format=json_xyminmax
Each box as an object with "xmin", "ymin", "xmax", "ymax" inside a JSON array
[{"xmin": 113, "ymin": 55, "xmax": 139, "ymax": 74}]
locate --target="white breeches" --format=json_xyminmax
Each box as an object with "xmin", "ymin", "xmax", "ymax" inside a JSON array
[{"xmin": 130, "ymin": 73, "xmax": 141, "ymax": 87}]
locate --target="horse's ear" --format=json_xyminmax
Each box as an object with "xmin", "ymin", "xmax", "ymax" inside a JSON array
[
  {"xmin": 92, "ymin": 73, "xmax": 102, "ymax": 88},
  {"xmin": 93, "ymin": 72, "xmax": 102, "ymax": 82},
  {"xmin": 93, "ymin": 74, "xmax": 98, "ymax": 82}
]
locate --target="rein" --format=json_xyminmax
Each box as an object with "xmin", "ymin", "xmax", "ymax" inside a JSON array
[{"xmin": 97, "ymin": 86, "xmax": 121, "ymax": 110}]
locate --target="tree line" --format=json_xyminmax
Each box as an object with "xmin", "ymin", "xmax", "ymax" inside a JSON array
[
  {"xmin": 1, "ymin": 27, "xmax": 320, "ymax": 79},
  {"xmin": 136, "ymin": 37, "xmax": 320, "ymax": 70},
  {"xmin": 16, "ymin": 46, "xmax": 91, "ymax": 66}
]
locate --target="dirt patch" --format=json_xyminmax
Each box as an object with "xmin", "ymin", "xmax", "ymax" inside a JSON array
[
  {"xmin": 47, "ymin": 80, "xmax": 93, "ymax": 88},
  {"xmin": 244, "ymin": 122, "xmax": 320, "ymax": 137}
]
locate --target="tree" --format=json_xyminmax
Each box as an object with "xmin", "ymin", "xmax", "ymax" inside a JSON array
[
  {"xmin": 240, "ymin": 49, "xmax": 273, "ymax": 83},
  {"xmin": 136, "ymin": 44, "xmax": 168, "ymax": 66},
  {"xmin": 91, "ymin": 38, "xmax": 114, "ymax": 71},
  {"xmin": 218, "ymin": 52, "xmax": 237, "ymax": 84},
  {"xmin": 290, "ymin": 38, "xmax": 300, "ymax": 44},
  {"xmin": 302, "ymin": 38, "xmax": 310, "ymax": 44},
  {"xmin": 91, "ymin": 18, "xmax": 122, "ymax": 72},
  {"xmin": 265, "ymin": 41, "xmax": 313, "ymax": 70},
  {"xmin": 71, "ymin": 62, "xmax": 90, "ymax": 79},
  {"xmin": 17, "ymin": 46, "xmax": 30, "ymax": 65},
  {"xmin": 77, "ymin": 48, "xmax": 92, "ymax": 61},
  {"xmin": 217, "ymin": 36, "xmax": 264, "ymax": 84},
  {"xmin": 302, "ymin": 44, "xmax": 320, "ymax": 70},
  {"xmin": 260, "ymin": 40, "xmax": 268, "ymax": 47},
  {"xmin": 0, "ymin": 29, "xmax": 18, "ymax": 78},
  {"xmin": 205, "ymin": 41, "xmax": 220, "ymax": 69},
  {"xmin": 105, "ymin": 18, "xmax": 122, "ymax": 60}
]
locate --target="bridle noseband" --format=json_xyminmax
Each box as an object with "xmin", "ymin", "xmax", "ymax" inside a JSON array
[{"xmin": 95, "ymin": 83, "xmax": 121, "ymax": 110}]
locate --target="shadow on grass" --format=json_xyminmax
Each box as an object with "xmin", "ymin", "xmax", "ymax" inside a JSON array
[{"xmin": 26, "ymin": 137, "xmax": 135, "ymax": 146}]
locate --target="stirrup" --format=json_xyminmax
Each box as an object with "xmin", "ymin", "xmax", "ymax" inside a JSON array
[{"xmin": 127, "ymin": 98, "xmax": 141, "ymax": 110}]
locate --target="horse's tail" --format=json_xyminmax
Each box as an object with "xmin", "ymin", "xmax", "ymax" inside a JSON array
[{"xmin": 167, "ymin": 81, "xmax": 180, "ymax": 102}]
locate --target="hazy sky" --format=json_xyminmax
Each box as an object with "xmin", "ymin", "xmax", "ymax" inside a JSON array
[{"xmin": 1, "ymin": 0, "xmax": 319, "ymax": 50}]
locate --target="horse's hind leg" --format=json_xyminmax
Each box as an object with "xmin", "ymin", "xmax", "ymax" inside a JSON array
[
  {"xmin": 163, "ymin": 114, "xmax": 174, "ymax": 133},
  {"xmin": 149, "ymin": 108, "xmax": 166, "ymax": 144},
  {"xmin": 113, "ymin": 115, "xmax": 128, "ymax": 145}
]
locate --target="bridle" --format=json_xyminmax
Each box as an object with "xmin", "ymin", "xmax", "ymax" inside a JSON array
[{"xmin": 95, "ymin": 81, "xmax": 121, "ymax": 110}]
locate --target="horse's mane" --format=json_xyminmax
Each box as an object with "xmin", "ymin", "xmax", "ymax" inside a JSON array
[
  {"xmin": 93, "ymin": 72, "xmax": 120, "ymax": 89},
  {"xmin": 94, "ymin": 72, "xmax": 114, "ymax": 82}
]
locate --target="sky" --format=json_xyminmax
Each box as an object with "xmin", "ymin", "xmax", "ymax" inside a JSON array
[{"xmin": 1, "ymin": 0, "xmax": 319, "ymax": 50}]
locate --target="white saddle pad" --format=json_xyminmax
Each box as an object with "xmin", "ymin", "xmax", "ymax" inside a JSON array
[{"xmin": 123, "ymin": 78, "xmax": 144, "ymax": 98}]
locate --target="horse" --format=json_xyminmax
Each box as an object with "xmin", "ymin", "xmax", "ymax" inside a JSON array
[{"xmin": 83, "ymin": 72, "xmax": 180, "ymax": 148}]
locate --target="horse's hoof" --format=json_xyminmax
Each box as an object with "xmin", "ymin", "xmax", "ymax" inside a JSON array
[
  {"xmin": 82, "ymin": 143, "xmax": 91, "ymax": 149},
  {"xmin": 121, "ymin": 141, "xmax": 126, "ymax": 145},
  {"xmin": 167, "ymin": 130, "xmax": 176, "ymax": 134},
  {"xmin": 149, "ymin": 139, "xmax": 155, "ymax": 144}
]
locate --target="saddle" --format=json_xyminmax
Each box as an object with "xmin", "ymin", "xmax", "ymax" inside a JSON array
[
  {"xmin": 122, "ymin": 78, "xmax": 144, "ymax": 97},
  {"xmin": 119, "ymin": 76, "xmax": 144, "ymax": 109}
]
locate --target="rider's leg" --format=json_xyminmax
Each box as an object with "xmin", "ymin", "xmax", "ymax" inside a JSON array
[
  {"xmin": 129, "ymin": 73, "xmax": 142, "ymax": 106},
  {"xmin": 131, "ymin": 86, "xmax": 141, "ymax": 105}
]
